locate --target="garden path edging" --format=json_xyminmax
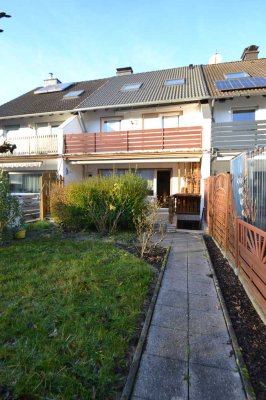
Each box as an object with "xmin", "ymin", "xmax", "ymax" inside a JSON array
[
  {"xmin": 120, "ymin": 246, "xmax": 171, "ymax": 400},
  {"xmin": 201, "ymin": 235, "xmax": 256, "ymax": 400}
]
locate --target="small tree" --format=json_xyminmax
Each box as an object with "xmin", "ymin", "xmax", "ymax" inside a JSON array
[{"xmin": 0, "ymin": 171, "xmax": 21, "ymax": 241}]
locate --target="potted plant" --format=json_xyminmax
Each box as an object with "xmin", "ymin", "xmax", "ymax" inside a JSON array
[{"xmin": 14, "ymin": 224, "xmax": 26, "ymax": 239}]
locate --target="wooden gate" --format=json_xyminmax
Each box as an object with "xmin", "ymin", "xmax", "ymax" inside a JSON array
[{"xmin": 40, "ymin": 172, "xmax": 64, "ymax": 219}]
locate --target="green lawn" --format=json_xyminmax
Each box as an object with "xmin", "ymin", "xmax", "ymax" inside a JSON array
[{"xmin": 0, "ymin": 238, "xmax": 154, "ymax": 399}]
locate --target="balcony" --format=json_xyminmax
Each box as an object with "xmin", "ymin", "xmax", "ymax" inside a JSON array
[
  {"xmin": 0, "ymin": 135, "xmax": 58, "ymax": 157},
  {"xmin": 64, "ymin": 127, "xmax": 202, "ymax": 155},
  {"xmin": 212, "ymin": 120, "xmax": 266, "ymax": 151}
]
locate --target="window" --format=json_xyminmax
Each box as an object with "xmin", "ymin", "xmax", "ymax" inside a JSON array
[
  {"xmin": 120, "ymin": 83, "xmax": 142, "ymax": 91},
  {"xmin": 4, "ymin": 125, "xmax": 20, "ymax": 133},
  {"xmin": 102, "ymin": 118, "xmax": 122, "ymax": 132},
  {"xmin": 164, "ymin": 79, "xmax": 185, "ymax": 86},
  {"xmin": 143, "ymin": 114, "xmax": 160, "ymax": 129},
  {"xmin": 9, "ymin": 173, "xmax": 41, "ymax": 193},
  {"xmin": 232, "ymin": 109, "xmax": 255, "ymax": 122},
  {"xmin": 99, "ymin": 169, "xmax": 154, "ymax": 195},
  {"xmin": 162, "ymin": 115, "xmax": 180, "ymax": 128},
  {"xmin": 224, "ymin": 72, "xmax": 250, "ymax": 79},
  {"xmin": 36, "ymin": 123, "xmax": 60, "ymax": 135},
  {"xmin": 63, "ymin": 90, "xmax": 84, "ymax": 98},
  {"xmin": 143, "ymin": 113, "xmax": 180, "ymax": 129}
]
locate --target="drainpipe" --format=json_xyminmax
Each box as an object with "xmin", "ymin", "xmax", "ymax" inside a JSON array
[
  {"xmin": 210, "ymin": 99, "xmax": 215, "ymax": 122},
  {"xmin": 77, "ymin": 111, "xmax": 86, "ymax": 133}
]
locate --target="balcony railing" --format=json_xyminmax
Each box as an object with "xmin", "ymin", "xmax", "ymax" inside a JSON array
[
  {"xmin": 0, "ymin": 135, "xmax": 58, "ymax": 157},
  {"xmin": 64, "ymin": 127, "xmax": 202, "ymax": 155},
  {"xmin": 212, "ymin": 120, "xmax": 266, "ymax": 150}
]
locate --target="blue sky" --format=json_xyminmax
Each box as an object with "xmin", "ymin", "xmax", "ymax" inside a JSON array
[{"xmin": 0, "ymin": 0, "xmax": 265, "ymax": 105}]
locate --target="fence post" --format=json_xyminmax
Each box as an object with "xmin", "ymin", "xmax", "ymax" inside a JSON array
[
  {"xmin": 224, "ymin": 174, "xmax": 231, "ymax": 252},
  {"xmin": 235, "ymin": 217, "xmax": 240, "ymax": 269},
  {"xmin": 40, "ymin": 175, "xmax": 44, "ymax": 221},
  {"xmin": 208, "ymin": 176, "xmax": 214, "ymax": 235}
]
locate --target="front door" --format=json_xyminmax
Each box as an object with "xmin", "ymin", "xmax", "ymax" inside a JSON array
[{"xmin": 157, "ymin": 170, "xmax": 171, "ymax": 206}]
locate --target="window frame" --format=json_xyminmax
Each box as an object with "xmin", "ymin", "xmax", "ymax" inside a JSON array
[
  {"xmin": 224, "ymin": 72, "xmax": 250, "ymax": 79},
  {"xmin": 163, "ymin": 78, "xmax": 185, "ymax": 86}
]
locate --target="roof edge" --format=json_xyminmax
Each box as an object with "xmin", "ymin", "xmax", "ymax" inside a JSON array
[{"xmin": 75, "ymin": 96, "xmax": 211, "ymax": 112}]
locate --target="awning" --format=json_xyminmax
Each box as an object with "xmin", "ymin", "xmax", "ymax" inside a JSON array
[{"xmin": 0, "ymin": 162, "xmax": 43, "ymax": 169}]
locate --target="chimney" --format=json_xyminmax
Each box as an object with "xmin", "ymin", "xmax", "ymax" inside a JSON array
[
  {"xmin": 116, "ymin": 67, "xmax": 133, "ymax": 76},
  {"xmin": 43, "ymin": 72, "xmax": 61, "ymax": 87},
  {"xmin": 241, "ymin": 45, "xmax": 259, "ymax": 61}
]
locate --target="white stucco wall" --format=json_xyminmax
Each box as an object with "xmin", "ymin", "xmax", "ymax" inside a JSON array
[
  {"xmin": 79, "ymin": 103, "xmax": 205, "ymax": 133},
  {"xmin": 213, "ymin": 95, "xmax": 266, "ymax": 123}
]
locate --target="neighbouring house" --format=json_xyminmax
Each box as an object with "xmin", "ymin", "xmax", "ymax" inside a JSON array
[
  {"xmin": 0, "ymin": 75, "xmax": 109, "ymax": 220},
  {"xmin": 203, "ymin": 45, "xmax": 266, "ymax": 175}
]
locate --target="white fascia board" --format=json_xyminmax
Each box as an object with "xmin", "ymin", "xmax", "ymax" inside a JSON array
[{"xmin": 70, "ymin": 157, "xmax": 201, "ymax": 165}]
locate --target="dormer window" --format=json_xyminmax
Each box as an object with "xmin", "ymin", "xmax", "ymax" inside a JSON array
[
  {"xmin": 224, "ymin": 72, "xmax": 250, "ymax": 79},
  {"xmin": 164, "ymin": 79, "xmax": 185, "ymax": 86},
  {"xmin": 120, "ymin": 83, "xmax": 142, "ymax": 91}
]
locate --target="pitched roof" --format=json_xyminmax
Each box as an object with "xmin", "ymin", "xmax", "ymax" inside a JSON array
[
  {"xmin": 76, "ymin": 66, "xmax": 210, "ymax": 110},
  {"xmin": 0, "ymin": 78, "xmax": 109, "ymax": 119},
  {"xmin": 203, "ymin": 58, "xmax": 266, "ymax": 98}
]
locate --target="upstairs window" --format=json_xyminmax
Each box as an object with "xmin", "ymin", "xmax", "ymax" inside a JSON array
[
  {"xmin": 102, "ymin": 118, "xmax": 122, "ymax": 132},
  {"xmin": 232, "ymin": 109, "xmax": 255, "ymax": 122},
  {"xmin": 224, "ymin": 72, "xmax": 250, "ymax": 79}
]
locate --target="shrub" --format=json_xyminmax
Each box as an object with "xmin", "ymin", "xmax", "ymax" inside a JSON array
[
  {"xmin": 50, "ymin": 173, "xmax": 148, "ymax": 233},
  {"xmin": 134, "ymin": 199, "xmax": 166, "ymax": 257},
  {"xmin": 0, "ymin": 171, "xmax": 21, "ymax": 241}
]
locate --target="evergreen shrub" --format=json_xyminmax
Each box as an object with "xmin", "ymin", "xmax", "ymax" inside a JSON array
[{"xmin": 50, "ymin": 173, "xmax": 148, "ymax": 233}]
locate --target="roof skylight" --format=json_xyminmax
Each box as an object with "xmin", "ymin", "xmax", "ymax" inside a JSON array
[
  {"xmin": 120, "ymin": 83, "xmax": 142, "ymax": 91},
  {"xmin": 164, "ymin": 79, "xmax": 185, "ymax": 86},
  {"xmin": 63, "ymin": 90, "xmax": 84, "ymax": 98},
  {"xmin": 224, "ymin": 72, "xmax": 250, "ymax": 79}
]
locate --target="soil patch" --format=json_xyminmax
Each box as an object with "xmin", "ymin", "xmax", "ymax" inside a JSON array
[{"xmin": 204, "ymin": 235, "xmax": 266, "ymax": 400}]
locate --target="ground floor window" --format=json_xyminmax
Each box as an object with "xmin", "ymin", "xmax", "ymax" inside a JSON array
[
  {"xmin": 9, "ymin": 173, "xmax": 41, "ymax": 193},
  {"xmin": 99, "ymin": 169, "xmax": 155, "ymax": 195}
]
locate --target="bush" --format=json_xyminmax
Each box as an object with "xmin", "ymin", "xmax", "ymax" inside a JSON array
[
  {"xmin": 50, "ymin": 173, "xmax": 148, "ymax": 233},
  {"xmin": 0, "ymin": 171, "xmax": 21, "ymax": 241}
]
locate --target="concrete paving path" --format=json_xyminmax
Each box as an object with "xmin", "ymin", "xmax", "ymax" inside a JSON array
[{"xmin": 131, "ymin": 231, "xmax": 246, "ymax": 400}]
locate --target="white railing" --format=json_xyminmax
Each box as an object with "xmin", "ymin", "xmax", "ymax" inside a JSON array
[{"xmin": 0, "ymin": 135, "xmax": 58, "ymax": 157}]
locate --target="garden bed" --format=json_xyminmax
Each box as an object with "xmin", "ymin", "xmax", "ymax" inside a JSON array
[
  {"xmin": 0, "ymin": 235, "xmax": 166, "ymax": 399},
  {"xmin": 204, "ymin": 235, "xmax": 266, "ymax": 400}
]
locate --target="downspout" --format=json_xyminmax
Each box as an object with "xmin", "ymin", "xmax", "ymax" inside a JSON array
[{"xmin": 77, "ymin": 111, "xmax": 86, "ymax": 133}]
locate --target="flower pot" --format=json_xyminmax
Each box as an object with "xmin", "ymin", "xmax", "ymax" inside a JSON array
[{"xmin": 14, "ymin": 229, "xmax": 26, "ymax": 239}]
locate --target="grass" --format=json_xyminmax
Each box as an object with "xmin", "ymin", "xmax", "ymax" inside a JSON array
[
  {"xmin": 25, "ymin": 220, "xmax": 54, "ymax": 231},
  {"xmin": 0, "ymin": 238, "xmax": 154, "ymax": 399}
]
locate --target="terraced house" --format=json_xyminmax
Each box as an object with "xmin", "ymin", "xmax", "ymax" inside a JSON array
[
  {"xmin": 204, "ymin": 45, "xmax": 266, "ymax": 175},
  {"xmin": 0, "ymin": 45, "xmax": 266, "ymax": 222}
]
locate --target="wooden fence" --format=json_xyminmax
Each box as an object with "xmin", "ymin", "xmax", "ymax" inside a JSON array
[
  {"xmin": 205, "ymin": 173, "xmax": 266, "ymax": 314},
  {"xmin": 40, "ymin": 172, "xmax": 64, "ymax": 219}
]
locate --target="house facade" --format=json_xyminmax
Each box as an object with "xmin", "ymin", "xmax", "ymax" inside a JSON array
[
  {"xmin": 203, "ymin": 46, "xmax": 266, "ymax": 175},
  {"xmin": 1, "ymin": 45, "xmax": 266, "ymax": 221},
  {"xmin": 62, "ymin": 66, "xmax": 211, "ymax": 213}
]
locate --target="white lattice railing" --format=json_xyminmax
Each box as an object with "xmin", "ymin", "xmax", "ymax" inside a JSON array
[{"xmin": 0, "ymin": 135, "xmax": 58, "ymax": 157}]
